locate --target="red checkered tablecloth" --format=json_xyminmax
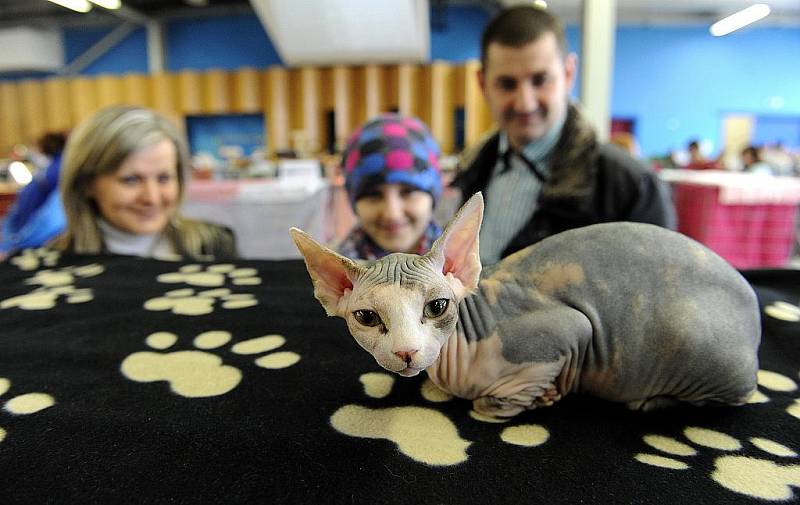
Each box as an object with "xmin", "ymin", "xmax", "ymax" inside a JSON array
[{"xmin": 672, "ymin": 182, "xmax": 798, "ymax": 269}]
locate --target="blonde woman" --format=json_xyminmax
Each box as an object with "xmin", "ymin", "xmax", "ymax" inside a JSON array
[{"xmin": 53, "ymin": 106, "xmax": 237, "ymax": 260}]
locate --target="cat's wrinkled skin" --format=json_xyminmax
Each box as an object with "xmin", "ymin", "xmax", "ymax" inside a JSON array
[{"xmin": 290, "ymin": 194, "xmax": 761, "ymax": 418}]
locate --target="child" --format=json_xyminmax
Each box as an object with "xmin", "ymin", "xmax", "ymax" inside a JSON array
[{"xmin": 337, "ymin": 114, "xmax": 443, "ymax": 261}]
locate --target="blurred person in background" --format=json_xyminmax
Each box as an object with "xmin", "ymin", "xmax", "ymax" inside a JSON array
[
  {"xmin": 452, "ymin": 4, "xmax": 675, "ymax": 264},
  {"xmin": 683, "ymin": 139, "xmax": 719, "ymax": 170},
  {"xmin": 52, "ymin": 105, "xmax": 237, "ymax": 260},
  {"xmin": 610, "ymin": 131, "xmax": 640, "ymax": 157},
  {"xmin": 761, "ymin": 142, "xmax": 797, "ymax": 176},
  {"xmin": 741, "ymin": 145, "xmax": 774, "ymax": 175},
  {"xmin": 336, "ymin": 113, "xmax": 443, "ymax": 261},
  {"xmin": 0, "ymin": 132, "xmax": 68, "ymax": 260}
]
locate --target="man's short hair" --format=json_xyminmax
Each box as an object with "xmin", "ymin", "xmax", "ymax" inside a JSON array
[{"xmin": 480, "ymin": 5, "xmax": 568, "ymax": 68}]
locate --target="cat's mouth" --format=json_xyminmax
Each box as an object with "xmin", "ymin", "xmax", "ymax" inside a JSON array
[{"xmin": 397, "ymin": 365, "xmax": 423, "ymax": 377}]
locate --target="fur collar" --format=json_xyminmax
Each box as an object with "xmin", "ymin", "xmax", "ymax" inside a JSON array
[
  {"xmin": 455, "ymin": 104, "xmax": 599, "ymax": 202},
  {"xmin": 540, "ymin": 104, "xmax": 598, "ymax": 200}
]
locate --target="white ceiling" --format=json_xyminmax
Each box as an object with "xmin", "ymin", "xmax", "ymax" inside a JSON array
[
  {"xmin": 249, "ymin": 0, "xmax": 799, "ymax": 66},
  {"xmin": 510, "ymin": 0, "xmax": 800, "ymax": 25},
  {"xmin": 251, "ymin": 0, "xmax": 430, "ymax": 65}
]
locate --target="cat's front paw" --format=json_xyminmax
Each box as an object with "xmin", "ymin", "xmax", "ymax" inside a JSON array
[
  {"xmin": 472, "ymin": 396, "xmax": 525, "ymax": 418},
  {"xmin": 534, "ymin": 386, "xmax": 562, "ymax": 407}
]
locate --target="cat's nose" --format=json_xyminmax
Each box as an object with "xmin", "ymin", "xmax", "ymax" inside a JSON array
[{"xmin": 394, "ymin": 350, "xmax": 418, "ymax": 365}]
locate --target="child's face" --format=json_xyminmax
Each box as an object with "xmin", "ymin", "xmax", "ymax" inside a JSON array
[{"xmin": 354, "ymin": 183, "xmax": 434, "ymax": 254}]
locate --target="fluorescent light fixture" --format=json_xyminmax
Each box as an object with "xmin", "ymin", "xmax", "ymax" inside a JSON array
[
  {"xmin": 46, "ymin": 0, "xmax": 92, "ymax": 13},
  {"xmin": 534, "ymin": 0, "xmax": 548, "ymax": 8},
  {"xmin": 89, "ymin": 0, "xmax": 122, "ymax": 9},
  {"xmin": 8, "ymin": 161, "xmax": 33, "ymax": 186},
  {"xmin": 710, "ymin": 3, "xmax": 771, "ymax": 36}
]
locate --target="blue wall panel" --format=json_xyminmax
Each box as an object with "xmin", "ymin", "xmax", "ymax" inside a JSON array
[
  {"xmin": 167, "ymin": 14, "xmax": 281, "ymax": 70},
  {"xmin": 429, "ymin": 6, "xmax": 489, "ymax": 62},
  {"xmin": 65, "ymin": 26, "xmax": 149, "ymax": 74},
  {"xmin": 612, "ymin": 25, "xmax": 800, "ymax": 156}
]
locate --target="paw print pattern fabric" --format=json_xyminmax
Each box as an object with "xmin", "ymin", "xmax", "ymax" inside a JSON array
[{"xmin": 0, "ymin": 254, "xmax": 797, "ymax": 504}]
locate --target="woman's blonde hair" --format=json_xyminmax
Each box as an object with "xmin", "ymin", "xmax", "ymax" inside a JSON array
[{"xmin": 55, "ymin": 105, "xmax": 225, "ymax": 257}]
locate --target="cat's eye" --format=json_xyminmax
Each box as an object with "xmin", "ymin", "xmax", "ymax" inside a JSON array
[
  {"xmin": 353, "ymin": 309, "xmax": 382, "ymax": 327},
  {"xmin": 424, "ymin": 299, "xmax": 449, "ymax": 318}
]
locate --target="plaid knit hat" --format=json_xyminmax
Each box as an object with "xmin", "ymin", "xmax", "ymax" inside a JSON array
[{"xmin": 342, "ymin": 114, "xmax": 442, "ymax": 206}]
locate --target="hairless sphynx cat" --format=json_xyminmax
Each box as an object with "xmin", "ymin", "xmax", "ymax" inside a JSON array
[{"xmin": 291, "ymin": 193, "xmax": 761, "ymax": 417}]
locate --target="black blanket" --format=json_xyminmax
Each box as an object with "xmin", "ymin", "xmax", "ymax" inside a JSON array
[{"xmin": 1, "ymin": 250, "xmax": 798, "ymax": 504}]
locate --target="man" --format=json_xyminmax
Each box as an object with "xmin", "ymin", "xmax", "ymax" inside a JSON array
[{"xmin": 452, "ymin": 5, "xmax": 676, "ymax": 264}]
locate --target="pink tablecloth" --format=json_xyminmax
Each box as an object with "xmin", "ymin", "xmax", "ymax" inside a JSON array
[{"xmin": 673, "ymin": 183, "xmax": 798, "ymax": 269}]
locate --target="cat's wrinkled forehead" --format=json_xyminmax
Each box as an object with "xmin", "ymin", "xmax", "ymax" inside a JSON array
[{"xmin": 359, "ymin": 253, "xmax": 440, "ymax": 289}]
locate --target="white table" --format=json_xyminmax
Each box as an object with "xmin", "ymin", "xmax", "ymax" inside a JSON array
[{"xmin": 182, "ymin": 178, "xmax": 330, "ymax": 260}]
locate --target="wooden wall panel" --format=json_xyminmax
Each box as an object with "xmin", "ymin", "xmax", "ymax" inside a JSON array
[
  {"xmin": 417, "ymin": 65, "xmax": 432, "ymax": 125},
  {"xmin": 265, "ymin": 66, "xmax": 290, "ymax": 153},
  {"xmin": 176, "ymin": 70, "xmax": 202, "ymax": 115},
  {"xmin": 19, "ymin": 80, "xmax": 47, "ymax": 144},
  {"xmin": 397, "ymin": 64, "xmax": 419, "ymax": 118},
  {"xmin": 331, "ymin": 65, "xmax": 353, "ymax": 152},
  {"xmin": 231, "ymin": 67, "xmax": 261, "ymax": 113},
  {"xmin": 147, "ymin": 72, "xmax": 185, "ymax": 134},
  {"xmin": 348, "ymin": 66, "xmax": 366, "ymax": 129},
  {"xmin": 319, "ymin": 68, "xmax": 335, "ymax": 154},
  {"xmin": 68, "ymin": 77, "xmax": 97, "ymax": 126},
  {"xmin": 384, "ymin": 65, "xmax": 399, "ymax": 113},
  {"xmin": 0, "ymin": 82, "xmax": 23, "ymax": 152},
  {"xmin": 463, "ymin": 60, "xmax": 493, "ymax": 147},
  {"xmin": 298, "ymin": 67, "xmax": 322, "ymax": 155},
  {"xmin": 288, "ymin": 69, "xmax": 303, "ymax": 136},
  {"xmin": 150, "ymin": 72, "xmax": 176, "ymax": 114},
  {"xmin": 121, "ymin": 73, "xmax": 151, "ymax": 107},
  {"xmin": 202, "ymin": 69, "xmax": 230, "ymax": 114},
  {"xmin": 453, "ymin": 64, "xmax": 468, "ymax": 107},
  {"xmin": 363, "ymin": 65, "xmax": 383, "ymax": 120},
  {"xmin": 430, "ymin": 62, "xmax": 455, "ymax": 154},
  {"xmin": 1, "ymin": 60, "xmax": 476, "ymax": 156},
  {"xmin": 43, "ymin": 78, "xmax": 72, "ymax": 134},
  {"xmin": 95, "ymin": 74, "xmax": 124, "ymax": 109}
]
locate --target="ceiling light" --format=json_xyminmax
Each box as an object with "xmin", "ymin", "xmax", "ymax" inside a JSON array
[
  {"xmin": 89, "ymin": 0, "xmax": 122, "ymax": 9},
  {"xmin": 710, "ymin": 3, "xmax": 771, "ymax": 37},
  {"xmin": 8, "ymin": 161, "xmax": 33, "ymax": 186},
  {"xmin": 46, "ymin": 0, "xmax": 92, "ymax": 13}
]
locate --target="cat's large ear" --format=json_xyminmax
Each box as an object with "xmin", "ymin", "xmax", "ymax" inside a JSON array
[
  {"xmin": 427, "ymin": 192, "xmax": 484, "ymax": 298},
  {"xmin": 290, "ymin": 228, "xmax": 364, "ymax": 316}
]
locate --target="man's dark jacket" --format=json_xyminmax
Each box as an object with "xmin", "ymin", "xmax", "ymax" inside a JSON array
[{"xmin": 452, "ymin": 105, "xmax": 676, "ymax": 259}]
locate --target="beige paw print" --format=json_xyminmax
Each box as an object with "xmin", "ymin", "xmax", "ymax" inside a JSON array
[
  {"xmin": 745, "ymin": 369, "xmax": 799, "ymax": 410},
  {"xmin": 143, "ymin": 288, "xmax": 257, "ymax": 316},
  {"xmin": 0, "ymin": 377, "xmax": 56, "ymax": 443},
  {"xmin": 0, "ymin": 285, "xmax": 94, "ymax": 310},
  {"xmin": 330, "ymin": 374, "xmax": 549, "ymax": 466},
  {"xmin": 24, "ymin": 264, "xmax": 105, "ymax": 288},
  {"xmin": 765, "ymin": 301, "xmax": 800, "ymax": 322},
  {"xmin": 9, "ymin": 247, "xmax": 60, "ymax": 271},
  {"xmin": 146, "ymin": 264, "xmax": 260, "ymax": 315},
  {"xmin": 1, "ymin": 263, "xmax": 102, "ymax": 310},
  {"xmin": 636, "ymin": 427, "xmax": 800, "ymax": 501},
  {"xmin": 120, "ymin": 330, "xmax": 300, "ymax": 398},
  {"xmin": 157, "ymin": 264, "xmax": 261, "ymax": 287}
]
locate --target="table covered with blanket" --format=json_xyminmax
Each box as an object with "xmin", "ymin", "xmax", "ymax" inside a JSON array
[{"xmin": 0, "ymin": 249, "xmax": 798, "ymax": 504}]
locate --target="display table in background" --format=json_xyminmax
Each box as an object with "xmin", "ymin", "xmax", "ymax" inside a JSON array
[
  {"xmin": 660, "ymin": 170, "xmax": 800, "ymax": 269},
  {"xmin": 182, "ymin": 177, "xmax": 330, "ymax": 260}
]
